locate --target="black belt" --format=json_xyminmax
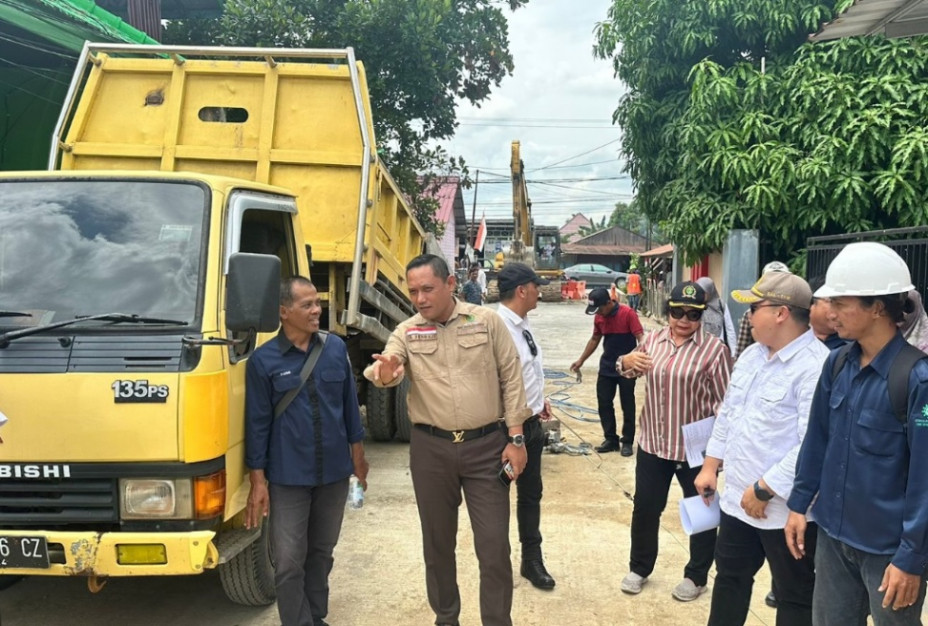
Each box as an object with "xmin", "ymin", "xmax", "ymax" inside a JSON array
[{"xmin": 414, "ymin": 421, "xmax": 502, "ymax": 443}]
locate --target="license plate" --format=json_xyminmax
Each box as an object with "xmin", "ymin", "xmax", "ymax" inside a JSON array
[{"xmin": 0, "ymin": 536, "xmax": 50, "ymax": 569}]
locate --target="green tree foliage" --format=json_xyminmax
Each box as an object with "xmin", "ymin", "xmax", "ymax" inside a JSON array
[
  {"xmin": 594, "ymin": 0, "xmax": 928, "ymax": 263},
  {"xmin": 164, "ymin": 0, "xmax": 530, "ymax": 235},
  {"xmin": 608, "ymin": 200, "xmax": 650, "ymax": 237}
]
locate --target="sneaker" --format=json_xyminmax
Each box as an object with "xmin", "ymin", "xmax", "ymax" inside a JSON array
[
  {"xmin": 620, "ymin": 571, "xmax": 648, "ymax": 594},
  {"xmin": 765, "ymin": 589, "xmax": 777, "ymax": 608},
  {"xmin": 620, "ymin": 442, "xmax": 634, "ymax": 457},
  {"xmin": 671, "ymin": 578, "xmax": 707, "ymax": 602}
]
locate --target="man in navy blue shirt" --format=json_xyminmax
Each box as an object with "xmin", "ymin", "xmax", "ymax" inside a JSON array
[
  {"xmin": 245, "ymin": 276, "xmax": 368, "ymax": 626},
  {"xmin": 786, "ymin": 243, "xmax": 928, "ymax": 625}
]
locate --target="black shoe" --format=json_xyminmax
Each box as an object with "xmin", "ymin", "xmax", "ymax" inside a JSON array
[
  {"xmin": 521, "ymin": 559, "xmax": 556, "ymax": 590},
  {"xmin": 620, "ymin": 442, "xmax": 634, "ymax": 457},
  {"xmin": 595, "ymin": 441, "xmax": 620, "ymax": 453},
  {"xmin": 765, "ymin": 590, "xmax": 777, "ymax": 608}
]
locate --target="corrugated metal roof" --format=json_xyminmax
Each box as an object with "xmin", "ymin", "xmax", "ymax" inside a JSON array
[
  {"xmin": 640, "ymin": 243, "xmax": 674, "ymax": 257},
  {"xmin": 420, "ymin": 176, "xmax": 465, "ymax": 228},
  {"xmin": 810, "ymin": 0, "xmax": 928, "ymax": 40}
]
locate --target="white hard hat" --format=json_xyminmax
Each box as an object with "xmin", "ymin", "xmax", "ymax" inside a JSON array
[
  {"xmin": 762, "ymin": 261, "xmax": 790, "ymax": 274},
  {"xmin": 814, "ymin": 242, "xmax": 914, "ymax": 298}
]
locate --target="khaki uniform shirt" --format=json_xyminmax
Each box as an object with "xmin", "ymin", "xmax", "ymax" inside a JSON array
[{"xmin": 364, "ymin": 300, "xmax": 530, "ymax": 429}]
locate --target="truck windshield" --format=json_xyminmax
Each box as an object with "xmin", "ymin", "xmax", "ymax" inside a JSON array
[{"xmin": 0, "ymin": 180, "xmax": 207, "ymax": 328}]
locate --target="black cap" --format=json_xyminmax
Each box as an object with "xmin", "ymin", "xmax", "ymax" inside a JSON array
[
  {"xmin": 669, "ymin": 281, "xmax": 707, "ymax": 309},
  {"xmin": 585, "ymin": 287, "xmax": 612, "ymax": 314},
  {"xmin": 498, "ymin": 263, "xmax": 550, "ymax": 293}
]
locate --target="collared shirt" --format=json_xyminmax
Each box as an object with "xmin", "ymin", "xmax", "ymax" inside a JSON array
[
  {"xmin": 593, "ymin": 301, "xmax": 643, "ymax": 378},
  {"xmin": 364, "ymin": 299, "xmax": 530, "ymax": 429},
  {"xmin": 498, "ymin": 303, "xmax": 545, "ymax": 415},
  {"xmin": 245, "ymin": 332, "xmax": 364, "ymax": 487},
  {"xmin": 626, "ymin": 326, "xmax": 731, "ymax": 461},
  {"xmin": 707, "ymin": 330, "xmax": 829, "ymax": 529},
  {"xmin": 788, "ymin": 333, "xmax": 928, "ymax": 574}
]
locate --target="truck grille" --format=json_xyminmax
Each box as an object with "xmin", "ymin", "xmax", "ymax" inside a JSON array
[{"xmin": 0, "ymin": 477, "xmax": 118, "ymax": 528}]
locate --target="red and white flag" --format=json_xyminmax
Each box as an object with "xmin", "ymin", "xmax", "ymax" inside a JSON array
[{"xmin": 474, "ymin": 215, "xmax": 487, "ymax": 252}]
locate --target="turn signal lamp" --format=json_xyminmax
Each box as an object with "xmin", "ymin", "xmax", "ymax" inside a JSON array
[{"xmin": 194, "ymin": 470, "xmax": 226, "ymax": 519}]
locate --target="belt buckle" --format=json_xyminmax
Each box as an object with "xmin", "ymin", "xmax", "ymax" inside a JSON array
[{"xmin": 451, "ymin": 430, "xmax": 465, "ymax": 443}]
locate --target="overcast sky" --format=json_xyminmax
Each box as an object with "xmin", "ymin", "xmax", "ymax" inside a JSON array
[{"xmin": 443, "ymin": 0, "xmax": 632, "ymax": 231}]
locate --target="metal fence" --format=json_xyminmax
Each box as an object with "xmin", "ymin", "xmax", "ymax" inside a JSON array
[{"xmin": 806, "ymin": 226, "xmax": 928, "ymax": 295}]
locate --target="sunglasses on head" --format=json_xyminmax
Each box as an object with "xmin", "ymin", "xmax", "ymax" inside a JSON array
[
  {"xmin": 522, "ymin": 329, "xmax": 538, "ymax": 357},
  {"xmin": 669, "ymin": 308, "xmax": 703, "ymax": 321}
]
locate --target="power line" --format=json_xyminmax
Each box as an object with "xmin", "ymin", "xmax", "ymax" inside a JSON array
[
  {"xmin": 458, "ymin": 122, "xmax": 615, "ymax": 129},
  {"xmin": 531, "ymin": 138, "xmax": 622, "ymax": 171}
]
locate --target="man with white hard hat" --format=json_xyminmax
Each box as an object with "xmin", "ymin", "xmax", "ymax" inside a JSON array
[{"xmin": 785, "ymin": 242, "xmax": 928, "ymax": 625}]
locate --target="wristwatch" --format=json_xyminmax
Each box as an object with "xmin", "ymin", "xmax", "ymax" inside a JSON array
[
  {"xmin": 753, "ymin": 480, "xmax": 774, "ymax": 502},
  {"xmin": 508, "ymin": 434, "xmax": 525, "ymax": 447}
]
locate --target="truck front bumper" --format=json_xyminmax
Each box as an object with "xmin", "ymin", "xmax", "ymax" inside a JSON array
[{"xmin": 0, "ymin": 530, "xmax": 218, "ymax": 577}]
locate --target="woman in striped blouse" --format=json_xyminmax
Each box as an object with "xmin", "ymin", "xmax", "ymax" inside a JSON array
[{"xmin": 615, "ymin": 281, "xmax": 733, "ymax": 602}]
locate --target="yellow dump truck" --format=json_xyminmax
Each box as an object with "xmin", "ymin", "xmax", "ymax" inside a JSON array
[{"xmin": 0, "ymin": 44, "xmax": 424, "ymax": 604}]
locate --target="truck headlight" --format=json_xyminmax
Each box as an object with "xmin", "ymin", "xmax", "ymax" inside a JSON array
[{"xmin": 120, "ymin": 479, "xmax": 193, "ymax": 519}]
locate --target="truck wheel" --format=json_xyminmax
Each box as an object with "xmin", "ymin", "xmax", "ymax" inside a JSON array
[
  {"xmin": 366, "ymin": 383, "xmax": 396, "ymax": 441},
  {"xmin": 394, "ymin": 378, "xmax": 412, "ymax": 442},
  {"xmin": 219, "ymin": 519, "xmax": 277, "ymax": 606}
]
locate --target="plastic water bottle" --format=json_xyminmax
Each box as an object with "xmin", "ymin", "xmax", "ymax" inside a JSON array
[{"xmin": 347, "ymin": 476, "xmax": 364, "ymax": 509}]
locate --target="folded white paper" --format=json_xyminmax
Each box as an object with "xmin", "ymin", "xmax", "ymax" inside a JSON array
[
  {"xmin": 682, "ymin": 416, "xmax": 715, "ymax": 468},
  {"xmin": 679, "ymin": 494, "xmax": 720, "ymax": 535}
]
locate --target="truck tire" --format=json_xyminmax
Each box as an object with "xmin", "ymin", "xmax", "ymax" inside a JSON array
[
  {"xmin": 219, "ymin": 519, "xmax": 276, "ymax": 607},
  {"xmin": 366, "ymin": 383, "xmax": 396, "ymax": 441},
  {"xmin": 394, "ymin": 378, "xmax": 412, "ymax": 442}
]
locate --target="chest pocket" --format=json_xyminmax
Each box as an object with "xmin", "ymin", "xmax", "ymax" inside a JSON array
[
  {"xmin": 853, "ymin": 408, "xmax": 905, "ymax": 457},
  {"xmin": 409, "ymin": 339, "xmax": 438, "ymax": 355},
  {"xmin": 457, "ymin": 324, "xmax": 489, "ymax": 370},
  {"xmin": 272, "ymin": 372, "xmax": 302, "ymax": 394}
]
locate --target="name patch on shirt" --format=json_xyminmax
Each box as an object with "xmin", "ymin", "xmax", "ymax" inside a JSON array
[{"xmin": 407, "ymin": 326, "xmax": 438, "ymax": 342}]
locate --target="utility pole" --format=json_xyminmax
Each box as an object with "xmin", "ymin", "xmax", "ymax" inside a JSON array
[{"xmin": 469, "ymin": 169, "xmax": 479, "ymax": 246}]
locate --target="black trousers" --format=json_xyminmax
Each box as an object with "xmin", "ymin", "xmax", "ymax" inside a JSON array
[
  {"xmin": 269, "ymin": 479, "xmax": 350, "ymax": 626},
  {"xmin": 516, "ymin": 417, "xmax": 544, "ymax": 561},
  {"xmin": 630, "ymin": 448, "xmax": 716, "ymax": 586},
  {"xmin": 596, "ymin": 373, "xmax": 636, "ymax": 445},
  {"xmin": 708, "ymin": 511, "xmax": 817, "ymax": 626}
]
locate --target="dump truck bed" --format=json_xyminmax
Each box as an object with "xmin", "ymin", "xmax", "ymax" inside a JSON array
[{"xmin": 54, "ymin": 44, "xmax": 423, "ymax": 342}]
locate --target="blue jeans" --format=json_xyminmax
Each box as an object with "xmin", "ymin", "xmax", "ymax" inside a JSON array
[
  {"xmin": 813, "ymin": 527, "xmax": 927, "ymax": 626},
  {"xmin": 628, "ymin": 294, "xmax": 640, "ymax": 310},
  {"xmin": 269, "ymin": 479, "xmax": 350, "ymax": 626}
]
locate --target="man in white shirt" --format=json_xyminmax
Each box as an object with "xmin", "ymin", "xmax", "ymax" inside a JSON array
[
  {"xmin": 695, "ymin": 272, "xmax": 828, "ymax": 626},
  {"xmin": 497, "ymin": 263, "xmax": 556, "ymax": 590}
]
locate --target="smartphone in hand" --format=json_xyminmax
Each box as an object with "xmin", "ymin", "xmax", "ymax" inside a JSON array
[{"xmin": 498, "ymin": 461, "xmax": 515, "ymax": 487}]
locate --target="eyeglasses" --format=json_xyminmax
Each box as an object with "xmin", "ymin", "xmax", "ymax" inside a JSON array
[
  {"xmin": 749, "ymin": 303, "xmax": 782, "ymax": 314},
  {"xmin": 669, "ymin": 308, "xmax": 703, "ymax": 321},
  {"xmin": 522, "ymin": 330, "xmax": 538, "ymax": 357}
]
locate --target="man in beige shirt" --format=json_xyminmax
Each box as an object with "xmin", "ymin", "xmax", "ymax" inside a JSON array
[{"xmin": 365, "ymin": 253, "xmax": 530, "ymax": 626}]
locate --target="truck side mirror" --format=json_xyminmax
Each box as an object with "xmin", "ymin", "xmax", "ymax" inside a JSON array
[{"xmin": 226, "ymin": 253, "xmax": 281, "ymax": 332}]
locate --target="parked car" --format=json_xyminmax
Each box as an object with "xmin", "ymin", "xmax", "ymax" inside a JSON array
[{"xmin": 563, "ymin": 263, "xmax": 628, "ymax": 288}]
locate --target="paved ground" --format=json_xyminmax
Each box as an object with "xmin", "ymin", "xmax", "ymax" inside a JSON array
[{"xmin": 0, "ymin": 300, "xmax": 781, "ymax": 626}]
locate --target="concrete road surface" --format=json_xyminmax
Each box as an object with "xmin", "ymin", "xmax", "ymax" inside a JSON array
[{"xmin": 0, "ymin": 300, "xmax": 782, "ymax": 626}]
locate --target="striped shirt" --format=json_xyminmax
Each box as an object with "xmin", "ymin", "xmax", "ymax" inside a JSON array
[{"xmin": 625, "ymin": 326, "xmax": 732, "ymax": 461}]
